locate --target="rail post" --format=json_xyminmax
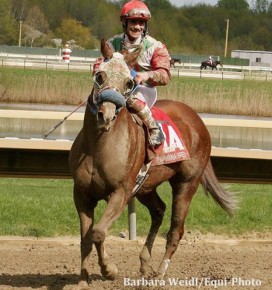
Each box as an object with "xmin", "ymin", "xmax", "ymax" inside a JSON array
[{"xmin": 128, "ymin": 197, "xmax": 137, "ymax": 240}]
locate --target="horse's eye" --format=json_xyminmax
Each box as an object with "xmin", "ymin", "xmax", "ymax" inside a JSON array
[
  {"xmin": 124, "ymin": 79, "xmax": 135, "ymax": 95},
  {"xmin": 95, "ymin": 72, "xmax": 106, "ymax": 86}
]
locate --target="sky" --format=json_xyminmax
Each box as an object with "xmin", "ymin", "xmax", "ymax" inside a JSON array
[
  {"xmin": 108, "ymin": 0, "xmax": 219, "ymax": 8},
  {"xmin": 170, "ymin": 0, "xmax": 218, "ymax": 7}
]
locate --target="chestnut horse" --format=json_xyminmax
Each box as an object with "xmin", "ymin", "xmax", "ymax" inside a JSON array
[{"xmin": 69, "ymin": 39, "xmax": 236, "ymax": 289}]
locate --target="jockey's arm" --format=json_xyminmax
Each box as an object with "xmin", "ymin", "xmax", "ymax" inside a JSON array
[{"xmin": 145, "ymin": 45, "xmax": 171, "ymax": 87}]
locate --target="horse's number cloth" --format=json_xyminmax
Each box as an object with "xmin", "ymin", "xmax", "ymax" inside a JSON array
[{"xmin": 151, "ymin": 107, "xmax": 190, "ymax": 166}]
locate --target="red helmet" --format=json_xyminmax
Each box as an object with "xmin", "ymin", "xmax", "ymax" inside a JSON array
[{"xmin": 120, "ymin": 0, "xmax": 151, "ymax": 22}]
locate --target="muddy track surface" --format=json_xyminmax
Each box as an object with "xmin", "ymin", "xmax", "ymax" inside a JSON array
[{"xmin": 0, "ymin": 232, "xmax": 271, "ymax": 290}]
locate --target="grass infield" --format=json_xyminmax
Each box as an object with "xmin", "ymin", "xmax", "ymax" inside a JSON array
[{"xmin": 0, "ymin": 178, "xmax": 271, "ymax": 237}]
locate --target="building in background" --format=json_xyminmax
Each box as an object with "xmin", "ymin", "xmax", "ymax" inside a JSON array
[{"xmin": 231, "ymin": 50, "xmax": 272, "ymax": 67}]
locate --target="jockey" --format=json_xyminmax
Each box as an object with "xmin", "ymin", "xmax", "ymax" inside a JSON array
[
  {"xmin": 208, "ymin": 55, "xmax": 214, "ymax": 65},
  {"xmin": 93, "ymin": 0, "xmax": 171, "ymax": 147}
]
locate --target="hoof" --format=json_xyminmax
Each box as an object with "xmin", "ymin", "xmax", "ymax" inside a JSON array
[
  {"xmin": 156, "ymin": 258, "xmax": 170, "ymax": 278},
  {"xmin": 140, "ymin": 265, "xmax": 155, "ymax": 278},
  {"xmin": 72, "ymin": 281, "xmax": 91, "ymax": 290},
  {"xmin": 101, "ymin": 263, "xmax": 118, "ymax": 280}
]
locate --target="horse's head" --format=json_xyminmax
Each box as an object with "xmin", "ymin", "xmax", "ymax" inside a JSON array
[
  {"xmin": 92, "ymin": 39, "xmax": 137, "ymax": 131},
  {"xmin": 214, "ymin": 60, "xmax": 223, "ymax": 67}
]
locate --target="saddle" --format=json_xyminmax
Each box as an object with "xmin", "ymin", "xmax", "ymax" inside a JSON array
[{"xmin": 208, "ymin": 60, "xmax": 214, "ymax": 66}]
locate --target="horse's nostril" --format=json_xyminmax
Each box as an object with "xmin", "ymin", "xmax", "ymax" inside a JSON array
[{"xmin": 97, "ymin": 111, "xmax": 104, "ymax": 122}]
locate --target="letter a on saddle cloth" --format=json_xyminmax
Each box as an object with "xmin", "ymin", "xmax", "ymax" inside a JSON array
[{"xmin": 150, "ymin": 107, "xmax": 190, "ymax": 166}]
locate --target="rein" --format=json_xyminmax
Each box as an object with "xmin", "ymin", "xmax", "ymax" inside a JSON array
[
  {"xmin": 43, "ymin": 61, "xmax": 138, "ymax": 138},
  {"xmin": 42, "ymin": 99, "xmax": 87, "ymax": 139},
  {"xmin": 43, "ymin": 85, "xmax": 138, "ymax": 139}
]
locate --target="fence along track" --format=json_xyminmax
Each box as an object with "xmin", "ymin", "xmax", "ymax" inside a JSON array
[
  {"xmin": 1, "ymin": 54, "xmax": 272, "ymax": 80},
  {"xmin": 0, "ymin": 138, "xmax": 271, "ymax": 183}
]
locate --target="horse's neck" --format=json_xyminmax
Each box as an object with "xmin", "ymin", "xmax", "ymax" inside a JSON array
[
  {"xmin": 83, "ymin": 105, "xmax": 96, "ymax": 134},
  {"xmin": 82, "ymin": 108, "xmax": 145, "ymax": 172}
]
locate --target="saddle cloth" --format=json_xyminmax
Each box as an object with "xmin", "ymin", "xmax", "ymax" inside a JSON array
[
  {"xmin": 132, "ymin": 107, "xmax": 190, "ymax": 195},
  {"xmin": 150, "ymin": 107, "xmax": 190, "ymax": 166}
]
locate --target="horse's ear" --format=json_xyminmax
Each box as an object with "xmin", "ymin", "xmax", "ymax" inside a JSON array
[
  {"xmin": 101, "ymin": 39, "xmax": 113, "ymax": 59},
  {"xmin": 121, "ymin": 47, "xmax": 142, "ymax": 67}
]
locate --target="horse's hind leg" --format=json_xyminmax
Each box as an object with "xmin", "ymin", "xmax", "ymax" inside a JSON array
[
  {"xmin": 156, "ymin": 178, "xmax": 200, "ymax": 278},
  {"xmin": 73, "ymin": 185, "xmax": 97, "ymax": 288},
  {"xmin": 137, "ymin": 191, "xmax": 166, "ymax": 276}
]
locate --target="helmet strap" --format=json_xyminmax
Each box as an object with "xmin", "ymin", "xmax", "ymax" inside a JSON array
[{"xmin": 144, "ymin": 22, "xmax": 148, "ymax": 36}]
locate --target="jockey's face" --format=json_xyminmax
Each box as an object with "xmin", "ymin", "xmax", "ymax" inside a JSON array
[{"xmin": 126, "ymin": 19, "xmax": 146, "ymax": 41}]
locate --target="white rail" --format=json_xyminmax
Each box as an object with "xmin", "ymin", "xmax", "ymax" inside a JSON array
[
  {"xmin": 1, "ymin": 54, "xmax": 272, "ymax": 80},
  {"xmin": 1, "ymin": 138, "xmax": 271, "ymax": 160}
]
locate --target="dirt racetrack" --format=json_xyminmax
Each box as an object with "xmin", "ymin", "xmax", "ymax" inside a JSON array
[{"xmin": 0, "ymin": 232, "xmax": 271, "ymax": 290}]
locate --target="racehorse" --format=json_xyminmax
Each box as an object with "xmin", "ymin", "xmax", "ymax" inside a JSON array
[
  {"xmin": 200, "ymin": 60, "xmax": 223, "ymax": 70},
  {"xmin": 170, "ymin": 57, "xmax": 181, "ymax": 68},
  {"xmin": 69, "ymin": 39, "xmax": 237, "ymax": 289}
]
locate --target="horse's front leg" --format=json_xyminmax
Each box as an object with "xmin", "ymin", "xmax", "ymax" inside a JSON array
[
  {"xmin": 92, "ymin": 189, "xmax": 128, "ymax": 280},
  {"xmin": 73, "ymin": 185, "xmax": 97, "ymax": 289},
  {"xmin": 137, "ymin": 191, "xmax": 166, "ymax": 277}
]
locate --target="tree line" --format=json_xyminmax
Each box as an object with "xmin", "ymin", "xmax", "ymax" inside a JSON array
[{"xmin": 1, "ymin": 0, "xmax": 272, "ymax": 56}]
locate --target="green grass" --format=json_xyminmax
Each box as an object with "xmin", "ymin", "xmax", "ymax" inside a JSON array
[
  {"xmin": 1, "ymin": 66, "xmax": 272, "ymax": 116},
  {"xmin": 158, "ymin": 77, "xmax": 272, "ymax": 116},
  {"xmin": 0, "ymin": 67, "xmax": 91, "ymax": 105},
  {"xmin": 0, "ymin": 178, "xmax": 271, "ymax": 237}
]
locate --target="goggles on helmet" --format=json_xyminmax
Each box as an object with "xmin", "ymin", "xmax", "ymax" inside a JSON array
[{"xmin": 123, "ymin": 8, "xmax": 151, "ymax": 20}]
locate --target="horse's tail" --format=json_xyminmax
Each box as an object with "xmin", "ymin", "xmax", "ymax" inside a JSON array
[{"xmin": 201, "ymin": 159, "xmax": 238, "ymax": 216}]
